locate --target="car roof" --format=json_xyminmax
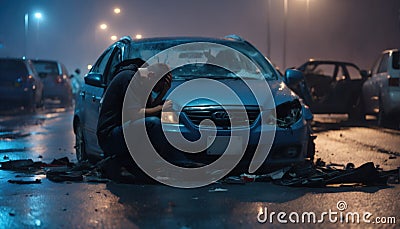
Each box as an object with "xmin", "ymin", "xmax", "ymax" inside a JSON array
[
  {"xmin": 301, "ymin": 60, "xmax": 360, "ymax": 68},
  {"xmin": 31, "ymin": 59, "xmax": 59, "ymax": 64},
  {"xmin": 0, "ymin": 57, "xmax": 28, "ymax": 62},
  {"xmin": 381, "ymin": 49, "xmax": 399, "ymax": 55},
  {"xmin": 120, "ymin": 35, "xmax": 247, "ymax": 46}
]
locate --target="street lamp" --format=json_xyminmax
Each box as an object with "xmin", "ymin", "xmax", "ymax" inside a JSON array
[
  {"xmin": 99, "ymin": 23, "xmax": 108, "ymax": 30},
  {"xmin": 135, "ymin": 34, "xmax": 142, "ymax": 39},
  {"xmin": 114, "ymin": 8, "xmax": 121, "ymax": 14},
  {"xmin": 283, "ymin": 0, "xmax": 288, "ymax": 69},
  {"xmin": 24, "ymin": 11, "xmax": 43, "ymax": 58}
]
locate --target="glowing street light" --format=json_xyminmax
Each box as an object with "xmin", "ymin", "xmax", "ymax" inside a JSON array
[
  {"xmin": 110, "ymin": 35, "xmax": 118, "ymax": 41},
  {"xmin": 24, "ymin": 11, "xmax": 43, "ymax": 58},
  {"xmin": 99, "ymin": 23, "xmax": 108, "ymax": 30},
  {"xmin": 135, "ymin": 34, "xmax": 143, "ymax": 39},
  {"xmin": 114, "ymin": 8, "xmax": 121, "ymax": 14},
  {"xmin": 34, "ymin": 12, "xmax": 42, "ymax": 19}
]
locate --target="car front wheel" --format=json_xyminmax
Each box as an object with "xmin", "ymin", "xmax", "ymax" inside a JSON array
[{"xmin": 75, "ymin": 123, "xmax": 87, "ymax": 162}]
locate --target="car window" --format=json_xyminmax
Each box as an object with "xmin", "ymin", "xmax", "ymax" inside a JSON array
[
  {"xmin": 90, "ymin": 47, "xmax": 114, "ymax": 76},
  {"xmin": 129, "ymin": 40, "xmax": 277, "ymax": 80},
  {"xmin": 392, "ymin": 51, "xmax": 399, "ymax": 69},
  {"xmin": 371, "ymin": 56, "xmax": 381, "ymax": 75},
  {"xmin": 0, "ymin": 59, "xmax": 28, "ymax": 80},
  {"xmin": 346, "ymin": 65, "xmax": 362, "ymax": 80},
  {"xmin": 335, "ymin": 66, "xmax": 346, "ymax": 81},
  {"xmin": 377, "ymin": 53, "xmax": 389, "ymax": 73},
  {"xmin": 61, "ymin": 64, "xmax": 69, "ymax": 77},
  {"xmin": 305, "ymin": 64, "xmax": 335, "ymax": 79},
  {"xmin": 32, "ymin": 61, "xmax": 59, "ymax": 76},
  {"xmin": 104, "ymin": 47, "xmax": 122, "ymax": 84}
]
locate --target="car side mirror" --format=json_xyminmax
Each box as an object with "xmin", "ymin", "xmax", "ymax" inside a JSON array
[
  {"xmin": 360, "ymin": 70, "xmax": 370, "ymax": 79},
  {"xmin": 284, "ymin": 69, "xmax": 304, "ymax": 86},
  {"xmin": 84, "ymin": 73, "xmax": 106, "ymax": 88}
]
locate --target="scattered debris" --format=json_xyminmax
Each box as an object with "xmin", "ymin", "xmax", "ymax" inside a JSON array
[
  {"xmin": 208, "ymin": 188, "xmax": 228, "ymax": 192},
  {"xmin": 274, "ymin": 161, "xmax": 398, "ymax": 187},
  {"xmin": 315, "ymin": 158, "xmax": 326, "ymax": 167},
  {"xmin": 1, "ymin": 159, "xmax": 35, "ymax": 170},
  {"xmin": 240, "ymin": 174, "xmax": 257, "ymax": 182},
  {"xmin": 46, "ymin": 171, "xmax": 83, "ymax": 182},
  {"xmin": 3, "ymin": 155, "xmax": 9, "ymax": 160},
  {"xmin": 1, "ymin": 156, "xmax": 398, "ymax": 186},
  {"xmin": 8, "ymin": 179, "xmax": 41, "ymax": 184},
  {"xmin": 223, "ymin": 176, "xmax": 245, "ymax": 184}
]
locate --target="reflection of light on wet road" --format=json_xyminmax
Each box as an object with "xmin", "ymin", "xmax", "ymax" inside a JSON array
[{"xmin": 0, "ymin": 109, "xmax": 75, "ymax": 163}]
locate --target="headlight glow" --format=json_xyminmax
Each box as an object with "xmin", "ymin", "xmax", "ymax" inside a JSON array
[{"xmin": 161, "ymin": 111, "xmax": 180, "ymax": 124}]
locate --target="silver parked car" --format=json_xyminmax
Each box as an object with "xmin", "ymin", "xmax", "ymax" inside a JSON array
[
  {"xmin": 31, "ymin": 60, "xmax": 73, "ymax": 107},
  {"xmin": 362, "ymin": 49, "xmax": 400, "ymax": 127}
]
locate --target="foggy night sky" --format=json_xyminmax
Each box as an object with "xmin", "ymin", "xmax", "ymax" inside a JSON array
[{"xmin": 0, "ymin": 0, "xmax": 399, "ymax": 75}]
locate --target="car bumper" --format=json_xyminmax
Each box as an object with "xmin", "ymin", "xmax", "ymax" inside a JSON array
[
  {"xmin": 0, "ymin": 87, "xmax": 35, "ymax": 107},
  {"xmin": 160, "ymin": 117, "xmax": 310, "ymax": 173},
  {"xmin": 43, "ymin": 84, "xmax": 71, "ymax": 99}
]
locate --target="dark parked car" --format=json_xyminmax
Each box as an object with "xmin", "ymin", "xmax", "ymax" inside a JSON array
[
  {"xmin": 74, "ymin": 35, "xmax": 315, "ymax": 174},
  {"xmin": 287, "ymin": 60, "xmax": 368, "ymax": 119},
  {"xmin": 0, "ymin": 58, "xmax": 43, "ymax": 112},
  {"xmin": 31, "ymin": 59, "xmax": 73, "ymax": 107}
]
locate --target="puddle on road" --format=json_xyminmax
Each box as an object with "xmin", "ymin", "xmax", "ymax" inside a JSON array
[{"xmin": 0, "ymin": 107, "xmax": 74, "ymax": 164}]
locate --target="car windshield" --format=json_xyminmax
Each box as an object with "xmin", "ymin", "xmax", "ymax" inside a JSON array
[
  {"xmin": 128, "ymin": 40, "xmax": 277, "ymax": 80},
  {"xmin": 32, "ymin": 61, "xmax": 60, "ymax": 76},
  {"xmin": 0, "ymin": 59, "xmax": 28, "ymax": 81},
  {"xmin": 392, "ymin": 51, "xmax": 399, "ymax": 69}
]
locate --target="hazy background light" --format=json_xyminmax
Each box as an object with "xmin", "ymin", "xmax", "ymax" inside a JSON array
[
  {"xmin": 87, "ymin": 64, "xmax": 92, "ymax": 70},
  {"xmin": 114, "ymin": 8, "xmax": 121, "ymax": 14},
  {"xmin": 0, "ymin": 0, "xmax": 398, "ymax": 77},
  {"xmin": 34, "ymin": 12, "xmax": 42, "ymax": 19},
  {"xmin": 110, "ymin": 35, "xmax": 117, "ymax": 41},
  {"xmin": 135, "ymin": 34, "xmax": 142, "ymax": 39},
  {"xmin": 99, "ymin": 23, "xmax": 107, "ymax": 30}
]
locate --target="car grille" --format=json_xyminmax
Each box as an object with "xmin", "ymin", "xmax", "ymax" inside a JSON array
[{"xmin": 183, "ymin": 106, "xmax": 260, "ymax": 129}]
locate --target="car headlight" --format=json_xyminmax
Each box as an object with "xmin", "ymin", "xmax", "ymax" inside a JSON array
[
  {"xmin": 161, "ymin": 111, "xmax": 180, "ymax": 124},
  {"xmin": 275, "ymin": 99, "xmax": 302, "ymax": 128}
]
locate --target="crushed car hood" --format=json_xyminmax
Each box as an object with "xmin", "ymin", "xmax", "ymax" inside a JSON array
[{"xmin": 165, "ymin": 78, "xmax": 299, "ymax": 110}]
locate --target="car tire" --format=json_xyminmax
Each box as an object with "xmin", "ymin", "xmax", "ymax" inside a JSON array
[
  {"xmin": 26, "ymin": 91, "xmax": 37, "ymax": 113},
  {"xmin": 378, "ymin": 96, "xmax": 390, "ymax": 127},
  {"xmin": 60, "ymin": 96, "xmax": 72, "ymax": 108},
  {"xmin": 75, "ymin": 123, "xmax": 87, "ymax": 162},
  {"xmin": 348, "ymin": 96, "xmax": 365, "ymax": 121}
]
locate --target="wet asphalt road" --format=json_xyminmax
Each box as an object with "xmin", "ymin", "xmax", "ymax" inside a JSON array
[{"xmin": 0, "ymin": 108, "xmax": 399, "ymax": 228}]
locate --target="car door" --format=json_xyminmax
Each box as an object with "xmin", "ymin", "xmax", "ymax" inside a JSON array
[
  {"xmin": 363, "ymin": 53, "xmax": 388, "ymax": 114},
  {"xmin": 81, "ymin": 46, "xmax": 116, "ymax": 156},
  {"xmin": 303, "ymin": 63, "xmax": 336, "ymax": 112},
  {"xmin": 328, "ymin": 64, "xmax": 353, "ymax": 112}
]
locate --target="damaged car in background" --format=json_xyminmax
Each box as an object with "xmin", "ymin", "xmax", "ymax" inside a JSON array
[
  {"xmin": 362, "ymin": 49, "xmax": 400, "ymax": 127},
  {"xmin": 285, "ymin": 60, "xmax": 368, "ymax": 120},
  {"xmin": 74, "ymin": 35, "xmax": 315, "ymax": 174}
]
